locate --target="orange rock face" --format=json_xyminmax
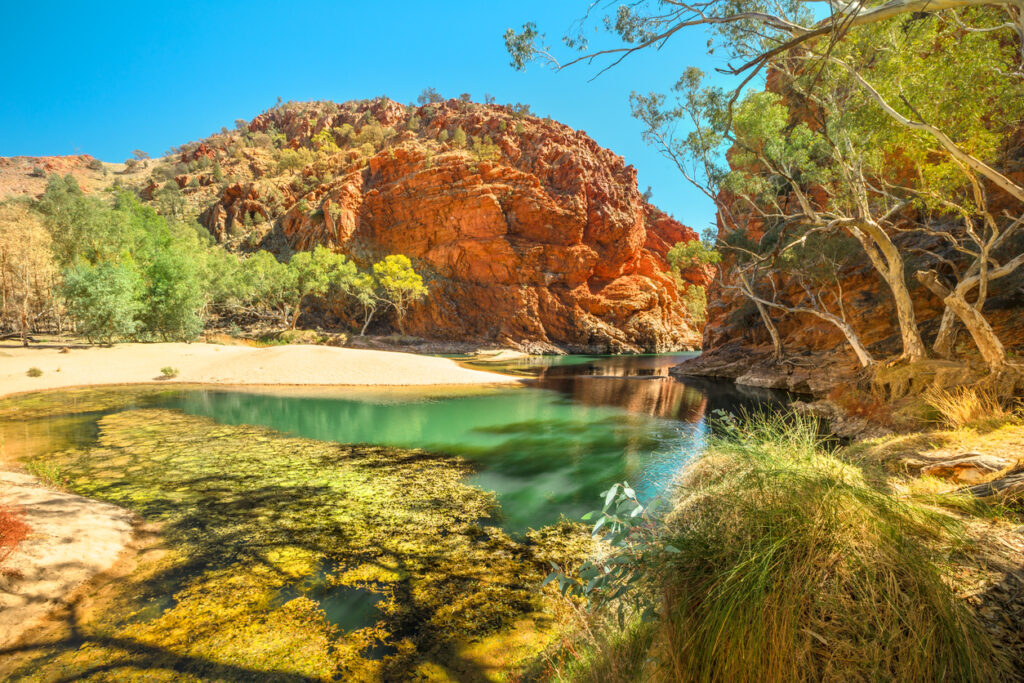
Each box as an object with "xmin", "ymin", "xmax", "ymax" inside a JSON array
[{"xmin": 203, "ymin": 100, "xmax": 709, "ymax": 352}]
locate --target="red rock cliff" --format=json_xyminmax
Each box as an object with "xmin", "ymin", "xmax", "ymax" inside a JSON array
[{"xmin": 194, "ymin": 99, "xmax": 708, "ymax": 352}]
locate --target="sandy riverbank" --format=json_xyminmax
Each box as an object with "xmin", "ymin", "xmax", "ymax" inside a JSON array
[
  {"xmin": 0, "ymin": 471, "xmax": 135, "ymax": 648},
  {"xmin": 0, "ymin": 341, "xmax": 521, "ymax": 398}
]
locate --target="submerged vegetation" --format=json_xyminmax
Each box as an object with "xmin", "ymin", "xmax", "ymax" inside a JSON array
[{"xmin": 0, "ymin": 390, "xmax": 591, "ymax": 680}]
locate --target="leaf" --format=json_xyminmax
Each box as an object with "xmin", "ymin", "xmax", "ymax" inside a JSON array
[
  {"xmin": 592, "ymin": 516, "xmax": 606, "ymax": 535},
  {"xmin": 541, "ymin": 572, "xmax": 559, "ymax": 587},
  {"xmin": 664, "ymin": 544, "xmax": 681, "ymax": 554},
  {"xmin": 604, "ymin": 484, "xmax": 620, "ymax": 508}
]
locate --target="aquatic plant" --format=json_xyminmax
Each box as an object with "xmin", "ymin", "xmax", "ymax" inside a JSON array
[{"xmin": 3, "ymin": 406, "xmax": 590, "ymax": 680}]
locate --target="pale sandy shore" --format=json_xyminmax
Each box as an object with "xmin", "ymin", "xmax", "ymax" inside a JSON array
[
  {"xmin": 0, "ymin": 341, "xmax": 520, "ymax": 398},
  {"xmin": 0, "ymin": 471, "xmax": 135, "ymax": 648}
]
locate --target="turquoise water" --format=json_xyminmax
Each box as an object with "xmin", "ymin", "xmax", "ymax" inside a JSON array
[{"xmin": 162, "ymin": 354, "xmax": 793, "ymax": 532}]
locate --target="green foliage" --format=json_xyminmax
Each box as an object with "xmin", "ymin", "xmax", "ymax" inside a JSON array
[
  {"xmin": 452, "ymin": 126, "xmax": 467, "ymax": 148},
  {"xmin": 351, "ymin": 271, "xmax": 381, "ymax": 335},
  {"xmin": 372, "ymin": 254, "xmax": 427, "ymax": 334},
  {"xmin": 667, "ymin": 239, "xmax": 721, "ymax": 271},
  {"xmin": 140, "ymin": 248, "xmax": 205, "ymax": 341},
  {"xmin": 61, "ymin": 259, "xmax": 145, "ymax": 344},
  {"xmin": 470, "ymin": 135, "xmax": 500, "ymax": 161},
  {"xmin": 352, "ymin": 122, "xmax": 392, "ymax": 151},
  {"xmin": 37, "ymin": 177, "xmax": 248, "ymax": 343},
  {"xmin": 286, "ymin": 245, "xmax": 358, "ymax": 328},
  {"xmin": 277, "ymin": 148, "xmax": 312, "ymax": 174},
  {"xmin": 417, "ymin": 86, "xmax": 443, "ymax": 104},
  {"xmin": 160, "ymin": 366, "xmax": 179, "ymax": 379},
  {"xmin": 26, "ymin": 367, "xmax": 43, "ymax": 378},
  {"xmin": 682, "ymin": 284, "xmax": 707, "ymax": 326},
  {"xmin": 310, "ymin": 129, "xmax": 340, "ymax": 155}
]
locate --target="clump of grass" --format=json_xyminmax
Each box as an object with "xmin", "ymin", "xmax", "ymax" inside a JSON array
[
  {"xmin": 26, "ymin": 367, "xmax": 42, "ymax": 378},
  {"xmin": 552, "ymin": 412, "xmax": 1008, "ymax": 682},
  {"xmin": 924, "ymin": 385, "xmax": 1009, "ymax": 429},
  {"xmin": 25, "ymin": 460, "xmax": 68, "ymax": 490},
  {"xmin": 159, "ymin": 366, "xmax": 179, "ymax": 379},
  {"xmin": 651, "ymin": 412, "xmax": 1007, "ymax": 682}
]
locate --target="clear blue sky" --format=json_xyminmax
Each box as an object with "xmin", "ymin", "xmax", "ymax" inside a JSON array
[{"xmin": 0, "ymin": 1, "xmax": 728, "ymax": 230}]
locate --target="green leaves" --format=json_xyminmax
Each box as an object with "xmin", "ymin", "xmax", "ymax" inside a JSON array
[{"xmin": 542, "ymin": 481, "xmax": 672, "ymax": 624}]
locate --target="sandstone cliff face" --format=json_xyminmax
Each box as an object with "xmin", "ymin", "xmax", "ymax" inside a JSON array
[
  {"xmin": 687, "ymin": 77, "xmax": 1024, "ymax": 392},
  {"xmin": 190, "ymin": 99, "xmax": 708, "ymax": 352}
]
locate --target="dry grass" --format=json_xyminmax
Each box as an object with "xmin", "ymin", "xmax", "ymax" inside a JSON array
[
  {"xmin": 545, "ymin": 413, "xmax": 1010, "ymax": 682},
  {"xmin": 924, "ymin": 385, "xmax": 1012, "ymax": 430}
]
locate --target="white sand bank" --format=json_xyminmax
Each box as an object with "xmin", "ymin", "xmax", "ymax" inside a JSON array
[
  {"xmin": 0, "ymin": 341, "xmax": 520, "ymax": 398},
  {"xmin": 0, "ymin": 472, "xmax": 135, "ymax": 648}
]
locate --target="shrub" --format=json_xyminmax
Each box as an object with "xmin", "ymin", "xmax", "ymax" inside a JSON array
[
  {"xmin": 61, "ymin": 259, "xmax": 145, "ymax": 344},
  {"xmin": 26, "ymin": 367, "xmax": 43, "ymax": 378},
  {"xmin": 548, "ymin": 412, "xmax": 1008, "ymax": 682},
  {"xmin": 923, "ymin": 385, "xmax": 1010, "ymax": 429},
  {"xmin": 25, "ymin": 460, "xmax": 68, "ymax": 490},
  {"xmin": 87, "ymin": 157, "xmax": 103, "ymax": 171},
  {"xmin": 0, "ymin": 504, "xmax": 30, "ymax": 564},
  {"xmin": 682, "ymin": 284, "xmax": 707, "ymax": 326},
  {"xmin": 160, "ymin": 366, "xmax": 179, "ymax": 379}
]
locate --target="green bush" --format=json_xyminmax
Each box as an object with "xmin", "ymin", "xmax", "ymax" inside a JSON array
[
  {"xmin": 61, "ymin": 259, "xmax": 145, "ymax": 344},
  {"xmin": 160, "ymin": 366, "xmax": 179, "ymax": 379},
  {"xmin": 27, "ymin": 367, "xmax": 43, "ymax": 378}
]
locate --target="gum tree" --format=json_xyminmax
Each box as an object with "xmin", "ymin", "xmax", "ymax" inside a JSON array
[
  {"xmin": 508, "ymin": 1, "xmax": 1024, "ymax": 374},
  {"xmin": 373, "ymin": 254, "xmax": 427, "ymax": 335}
]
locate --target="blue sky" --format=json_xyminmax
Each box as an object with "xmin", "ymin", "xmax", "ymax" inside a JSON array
[{"xmin": 0, "ymin": 1, "xmax": 727, "ymax": 229}]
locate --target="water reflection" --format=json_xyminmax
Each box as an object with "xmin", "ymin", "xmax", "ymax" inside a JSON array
[{"xmin": 162, "ymin": 354, "xmax": 793, "ymax": 532}]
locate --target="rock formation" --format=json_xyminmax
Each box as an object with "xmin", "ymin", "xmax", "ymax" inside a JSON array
[{"xmin": 187, "ymin": 99, "xmax": 708, "ymax": 352}]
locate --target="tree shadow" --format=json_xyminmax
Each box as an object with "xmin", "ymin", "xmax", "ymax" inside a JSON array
[{"xmin": 2, "ymin": 440, "xmax": 539, "ymax": 681}]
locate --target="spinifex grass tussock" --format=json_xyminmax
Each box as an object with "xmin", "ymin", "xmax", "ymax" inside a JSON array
[
  {"xmin": 655, "ymin": 412, "xmax": 1007, "ymax": 682},
  {"xmin": 542, "ymin": 412, "xmax": 1008, "ymax": 682},
  {"xmin": 924, "ymin": 385, "xmax": 1013, "ymax": 430}
]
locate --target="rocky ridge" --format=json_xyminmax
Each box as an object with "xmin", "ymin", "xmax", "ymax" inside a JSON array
[{"xmin": 157, "ymin": 98, "xmax": 710, "ymax": 352}]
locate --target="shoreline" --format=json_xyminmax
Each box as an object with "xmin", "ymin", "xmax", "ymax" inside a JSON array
[{"xmin": 0, "ymin": 341, "xmax": 523, "ymax": 400}]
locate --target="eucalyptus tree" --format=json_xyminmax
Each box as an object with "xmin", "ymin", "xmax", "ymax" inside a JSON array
[{"xmin": 508, "ymin": 1, "xmax": 1024, "ymax": 373}]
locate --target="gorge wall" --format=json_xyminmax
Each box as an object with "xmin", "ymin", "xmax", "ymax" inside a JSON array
[{"xmin": 176, "ymin": 99, "xmax": 709, "ymax": 352}]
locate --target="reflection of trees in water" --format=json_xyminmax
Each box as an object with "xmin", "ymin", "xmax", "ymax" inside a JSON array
[{"xmin": 536, "ymin": 376, "xmax": 708, "ymax": 422}]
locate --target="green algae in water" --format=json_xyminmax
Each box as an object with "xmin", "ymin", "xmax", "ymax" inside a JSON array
[{"xmin": 4, "ymin": 408, "xmax": 591, "ymax": 681}]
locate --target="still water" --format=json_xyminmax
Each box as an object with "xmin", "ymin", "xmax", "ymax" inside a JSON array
[{"xmin": 161, "ymin": 353, "xmax": 793, "ymax": 532}]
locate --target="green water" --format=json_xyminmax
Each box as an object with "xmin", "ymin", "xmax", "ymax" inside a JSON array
[
  {"xmin": 0, "ymin": 354, "xmax": 796, "ymax": 679},
  {"xmin": 161, "ymin": 353, "xmax": 793, "ymax": 532}
]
